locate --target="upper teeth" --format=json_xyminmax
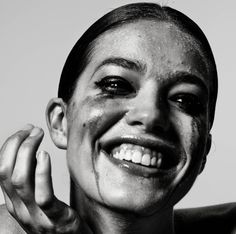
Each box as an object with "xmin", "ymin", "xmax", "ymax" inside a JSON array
[{"xmin": 111, "ymin": 143, "xmax": 163, "ymax": 168}]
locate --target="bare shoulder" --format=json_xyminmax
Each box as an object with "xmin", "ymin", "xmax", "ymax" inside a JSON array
[
  {"xmin": 175, "ymin": 202, "xmax": 236, "ymax": 234},
  {"xmin": 0, "ymin": 204, "xmax": 26, "ymax": 234}
]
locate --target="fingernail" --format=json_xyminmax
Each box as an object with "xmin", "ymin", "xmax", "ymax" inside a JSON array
[
  {"xmin": 30, "ymin": 127, "xmax": 41, "ymax": 136},
  {"xmin": 22, "ymin": 124, "xmax": 33, "ymax": 131}
]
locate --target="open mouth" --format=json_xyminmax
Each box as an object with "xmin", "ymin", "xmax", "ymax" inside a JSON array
[
  {"xmin": 111, "ymin": 143, "xmax": 177, "ymax": 170},
  {"xmin": 100, "ymin": 136, "xmax": 181, "ymax": 175}
]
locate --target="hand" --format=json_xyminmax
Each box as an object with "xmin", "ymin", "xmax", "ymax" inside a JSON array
[{"xmin": 0, "ymin": 124, "xmax": 90, "ymax": 233}]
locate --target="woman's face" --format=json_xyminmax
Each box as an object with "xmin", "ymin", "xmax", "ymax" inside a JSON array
[{"xmin": 66, "ymin": 20, "xmax": 210, "ymax": 214}]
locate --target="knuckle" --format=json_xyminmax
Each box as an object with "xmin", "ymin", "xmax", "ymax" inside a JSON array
[
  {"xmin": 0, "ymin": 130, "xmax": 26, "ymax": 153},
  {"xmin": 0, "ymin": 165, "xmax": 9, "ymax": 181},
  {"xmin": 7, "ymin": 133, "xmax": 23, "ymax": 146},
  {"xmin": 11, "ymin": 174, "xmax": 26, "ymax": 190},
  {"xmin": 19, "ymin": 141, "xmax": 33, "ymax": 153},
  {"xmin": 36, "ymin": 221, "xmax": 55, "ymax": 233},
  {"xmin": 36, "ymin": 196, "xmax": 53, "ymax": 209},
  {"xmin": 35, "ymin": 167, "xmax": 46, "ymax": 177},
  {"xmin": 0, "ymin": 134, "xmax": 23, "ymax": 157},
  {"xmin": 66, "ymin": 208, "xmax": 76, "ymax": 220}
]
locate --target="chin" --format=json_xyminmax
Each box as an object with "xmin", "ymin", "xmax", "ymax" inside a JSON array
[
  {"xmin": 96, "ymin": 174, "xmax": 183, "ymax": 216},
  {"xmin": 93, "ymin": 153, "xmax": 203, "ymax": 216}
]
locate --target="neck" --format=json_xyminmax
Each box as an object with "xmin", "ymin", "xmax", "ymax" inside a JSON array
[{"xmin": 70, "ymin": 182, "xmax": 175, "ymax": 234}]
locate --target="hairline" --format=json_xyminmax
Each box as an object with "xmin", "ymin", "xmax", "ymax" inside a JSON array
[
  {"xmin": 60, "ymin": 3, "xmax": 217, "ymax": 127},
  {"xmin": 69, "ymin": 18, "xmax": 214, "ymax": 109}
]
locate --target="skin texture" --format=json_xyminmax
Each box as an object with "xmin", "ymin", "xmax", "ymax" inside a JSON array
[
  {"xmin": 0, "ymin": 20, "xmax": 224, "ymax": 234},
  {"xmin": 50, "ymin": 20, "xmax": 212, "ymax": 233},
  {"xmin": 0, "ymin": 126, "xmax": 86, "ymax": 233}
]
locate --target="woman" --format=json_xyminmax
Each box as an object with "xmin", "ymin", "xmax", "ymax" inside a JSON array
[{"xmin": 0, "ymin": 2, "xmax": 235, "ymax": 234}]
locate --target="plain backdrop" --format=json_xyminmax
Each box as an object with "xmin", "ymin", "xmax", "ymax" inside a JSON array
[{"xmin": 0, "ymin": 0, "xmax": 236, "ymax": 209}]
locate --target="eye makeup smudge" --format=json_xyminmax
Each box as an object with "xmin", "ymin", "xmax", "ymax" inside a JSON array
[{"xmin": 92, "ymin": 142, "xmax": 105, "ymax": 204}]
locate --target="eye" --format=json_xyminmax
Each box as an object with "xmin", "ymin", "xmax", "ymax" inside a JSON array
[
  {"xmin": 95, "ymin": 76, "xmax": 135, "ymax": 96},
  {"xmin": 169, "ymin": 93, "xmax": 206, "ymax": 115}
]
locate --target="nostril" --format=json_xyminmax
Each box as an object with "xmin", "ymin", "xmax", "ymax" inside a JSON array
[
  {"xmin": 125, "ymin": 106, "xmax": 169, "ymax": 132},
  {"xmin": 128, "ymin": 120, "xmax": 143, "ymax": 126}
]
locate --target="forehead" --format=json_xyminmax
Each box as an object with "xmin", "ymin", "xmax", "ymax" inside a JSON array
[{"xmin": 89, "ymin": 20, "xmax": 209, "ymax": 83}]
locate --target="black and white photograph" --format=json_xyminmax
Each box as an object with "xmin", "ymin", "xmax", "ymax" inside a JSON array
[{"xmin": 0, "ymin": 0, "xmax": 236, "ymax": 233}]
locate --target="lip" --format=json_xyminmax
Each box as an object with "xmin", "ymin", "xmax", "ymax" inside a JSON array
[{"xmin": 99, "ymin": 135, "xmax": 184, "ymax": 178}]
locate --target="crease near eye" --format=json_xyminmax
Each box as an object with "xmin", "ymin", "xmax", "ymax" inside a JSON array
[{"xmin": 95, "ymin": 76, "xmax": 135, "ymax": 96}]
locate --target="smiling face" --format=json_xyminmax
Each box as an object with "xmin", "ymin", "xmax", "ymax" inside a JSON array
[{"xmin": 65, "ymin": 20, "xmax": 211, "ymax": 214}]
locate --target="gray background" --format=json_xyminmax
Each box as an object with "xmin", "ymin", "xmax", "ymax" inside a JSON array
[{"xmin": 0, "ymin": 0, "xmax": 235, "ymax": 209}]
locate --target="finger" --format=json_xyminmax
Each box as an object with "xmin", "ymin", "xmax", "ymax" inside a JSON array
[
  {"xmin": 11, "ymin": 127, "xmax": 44, "ymax": 205},
  {"xmin": 35, "ymin": 151, "xmax": 73, "ymax": 220},
  {"xmin": 1, "ymin": 188, "xmax": 14, "ymax": 214},
  {"xmin": 1, "ymin": 184, "xmax": 30, "ymax": 223},
  {"xmin": 35, "ymin": 150, "xmax": 66, "ymax": 222},
  {"xmin": 0, "ymin": 124, "xmax": 34, "ymax": 183},
  {"xmin": 0, "ymin": 124, "xmax": 34, "ymax": 217},
  {"xmin": 35, "ymin": 150, "xmax": 54, "ymax": 208},
  {"xmin": 35, "ymin": 152, "xmax": 81, "ymax": 232},
  {"xmin": 35, "ymin": 156, "xmax": 69, "ymax": 221}
]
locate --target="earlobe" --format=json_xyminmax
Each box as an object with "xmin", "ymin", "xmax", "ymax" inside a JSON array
[
  {"xmin": 199, "ymin": 134, "xmax": 212, "ymax": 174},
  {"xmin": 46, "ymin": 98, "xmax": 68, "ymax": 149}
]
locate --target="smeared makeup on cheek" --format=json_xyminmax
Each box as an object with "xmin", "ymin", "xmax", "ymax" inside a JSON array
[
  {"xmin": 189, "ymin": 119, "xmax": 200, "ymax": 160},
  {"xmin": 181, "ymin": 114, "xmax": 208, "ymax": 186},
  {"xmin": 82, "ymin": 96, "xmax": 127, "ymax": 143},
  {"xmin": 182, "ymin": 116, "xmax": 207, "ymax": 164},
  {"xmin": 80, "ymin": 94, "xmax": 128, "ymax": 202},
  {"xmin": 166, "ymin": 115, "xmax": 208, "ymax": 206},
  {"xmin": 191, "ymin": 115, "xmax": 209, "ymax": 163},
  {"xmin": 184, "ymin": 116, "xmax": 207, "ymax": 186}
]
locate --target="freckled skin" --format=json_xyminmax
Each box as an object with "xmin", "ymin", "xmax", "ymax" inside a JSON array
[{"xmin": 65, "ymin": 20, "xmax": 211, "ymax": 232}]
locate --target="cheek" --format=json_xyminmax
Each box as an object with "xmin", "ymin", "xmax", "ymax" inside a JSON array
[
  {"xmin": 66, "ymin": 97, "xmax": 128, "ymax": 199},
  {"xmin": 167, "ymin": 114, "xmax": 208, "ymax": 205},
  {"xmin": 78, "ymin": 97, "xmax": 127, "ymax": 144},
  {"xmin": 67, "ymin": 97, "xmax": 127, "ymax": 166},
  {"xmin": 188, "ymin": 116, "xmax": 208, "ymax": 160},
  {"xmin": 174, "ymin": 113, "xmax": 208, "ymax": 160}
]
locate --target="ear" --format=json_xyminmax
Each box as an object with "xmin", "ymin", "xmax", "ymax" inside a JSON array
[
  {"xmin": 46, "ymin": 98, "xmax": 68, "ymax": 149},
  {"xmin": 199, "ymin": 134, "xmax": 212, "ymax": 174}
]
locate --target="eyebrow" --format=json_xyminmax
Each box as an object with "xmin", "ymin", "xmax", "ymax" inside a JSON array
[
  {"xmin": 93, "ymin": 58, "xmax": 208, "ymax": 93},
  {"xmin": 168, "ymin": 72, "xmax": 209, "ymax": 94},
  {"xmin": 94, "ymin": 57, "xmax": 147, "ymax": 74}
]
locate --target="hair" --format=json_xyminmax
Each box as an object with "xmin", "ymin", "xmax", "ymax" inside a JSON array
[{"xmin": 58, "ymin": 2, "xmax": 218, "ymax": 127}]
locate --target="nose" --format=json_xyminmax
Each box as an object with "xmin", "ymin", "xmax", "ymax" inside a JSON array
[{"xmin": 125, "ymin": 83, "xmax": 169, "ymax": 133}]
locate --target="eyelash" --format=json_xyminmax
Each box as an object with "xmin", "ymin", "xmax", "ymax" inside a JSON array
[
  {"xmin": 95, "ymin": 77, "xmax": 205, "ymax": 115},
  {"xmin": 169, "ymin": 93, "xmax": 205, "ymax": 115},
  {"xmin": 95, "ymin": 76, "xmax": 135, "ymax": 96}
]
